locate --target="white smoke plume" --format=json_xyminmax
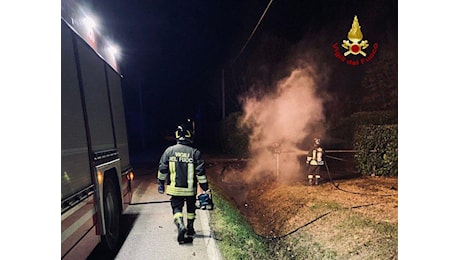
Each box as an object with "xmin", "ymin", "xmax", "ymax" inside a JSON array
[{"xmin": 238, "ymin": 65, "xmax": 326, "ymax": 184}]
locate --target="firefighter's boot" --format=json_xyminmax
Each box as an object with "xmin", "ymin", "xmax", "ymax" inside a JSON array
[
  {"xmin": 308, "ymin": 175, "xmax": 314, "ymax": 185},
  {"xmin": 186, "ymin": 219, "xmax": 196, "ymax": 236},
  {"xmin": 174, "ymin": 217, "xmax": 187, "ymax": 244},
  {"xmin": 315, "ymin": 175, "xmax": 320, "ymax": 185}
]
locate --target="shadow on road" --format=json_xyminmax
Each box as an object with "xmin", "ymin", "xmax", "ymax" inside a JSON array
[{"xmin": 87, "ymin": 213, "xmax": 139, "ymax": 260}]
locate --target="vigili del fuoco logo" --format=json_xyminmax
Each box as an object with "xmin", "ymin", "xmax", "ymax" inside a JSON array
[{"xmin": 333, "ymin": 15, "xmax": 378, "ymax": 66}]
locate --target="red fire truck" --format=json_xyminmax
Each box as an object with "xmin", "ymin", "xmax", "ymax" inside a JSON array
[{"xmin": 61, "ymin": 2, "xmax": 133, "ymax": 258}]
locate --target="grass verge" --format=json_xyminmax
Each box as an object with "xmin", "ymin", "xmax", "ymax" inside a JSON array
[{"xmin": 208, "ymin": 186, "xmax": 269, "ymax": 259}]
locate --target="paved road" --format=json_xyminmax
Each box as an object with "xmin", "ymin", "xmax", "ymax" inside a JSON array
[{"xmin": 89, "ymin": 172, "xmax": 222, "ymax": 260}]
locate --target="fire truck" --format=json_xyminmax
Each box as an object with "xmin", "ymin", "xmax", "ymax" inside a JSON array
[{"xmin": 61, "ymin": 2, "xmax": 133, "ymax": 258}]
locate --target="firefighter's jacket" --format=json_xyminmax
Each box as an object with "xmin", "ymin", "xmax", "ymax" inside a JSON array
[{"xmin": 157, "ymin": 140, "xmax": 208, "ymax": 196}]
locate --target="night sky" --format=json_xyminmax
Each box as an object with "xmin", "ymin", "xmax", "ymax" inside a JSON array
[{"xmin": 71, "ymin": 0, "xmax": 398, "ymax": 153}]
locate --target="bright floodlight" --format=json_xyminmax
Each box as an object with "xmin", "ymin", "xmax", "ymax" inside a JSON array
[
  {"xmin": 83, "ymin": 16, "xmax": 96, "ymax": 30},
  {"xmin": 108, "ymin": 44, "xmax": 120, "ymax": 57}
]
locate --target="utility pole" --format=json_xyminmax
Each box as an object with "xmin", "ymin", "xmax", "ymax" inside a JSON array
[
  {"xmin": 138, "ymin": 78, "xmax": 145, "ymax": 149},
  {"xmin": 221, "ymin": 68, "xmax": 225, "ymax": 120}
]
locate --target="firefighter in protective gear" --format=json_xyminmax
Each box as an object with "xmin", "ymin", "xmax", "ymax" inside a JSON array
[
  {"xmin": 306, "ymin": 138, "xmax": 324, "ymax": 185},
  {"xmin": 157, "ymin": 120, "xmax": 211, "ymax": 244}
]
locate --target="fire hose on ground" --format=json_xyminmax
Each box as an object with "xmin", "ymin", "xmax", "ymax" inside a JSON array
[
  {"xmin": 257, "ymin": 157, "xmax": 396, "ymax": 240},
  {"xmin": 324, "ymin": 156, "xmax": 396, "ymax": 197},
  {"xmin": 214, "ymin": 152, "xmax": 397, "ymax": 241},
  {"xmin": 264, "ymin": 202, "xmax": 383, "ymax": 240}
]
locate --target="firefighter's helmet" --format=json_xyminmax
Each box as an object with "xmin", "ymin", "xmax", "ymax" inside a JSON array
[
  {"xmin": 314, "ymin": 138, "xmax": 321, "ymax": 145},
  {"xmin": 175, "ymin": 119, "xmax": 194, "ymax": 142}
]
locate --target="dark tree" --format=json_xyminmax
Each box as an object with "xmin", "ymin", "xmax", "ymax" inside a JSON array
[{"xmin": 360, "ymin": 48, "xmax": 398, "ymax": 111}]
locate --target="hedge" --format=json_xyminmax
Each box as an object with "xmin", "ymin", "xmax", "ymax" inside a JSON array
[
  {"xmin": 353, "ymin": 124, "xmax": 398, "ymax": 177},
  {"xmin": 329, "ymin": 111, "xmax": 397, "ymax": 147}
]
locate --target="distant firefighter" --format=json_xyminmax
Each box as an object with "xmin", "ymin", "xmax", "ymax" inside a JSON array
[{"xmin": 306, "ymin": 138, "xmax": 324, "ymax": 185}]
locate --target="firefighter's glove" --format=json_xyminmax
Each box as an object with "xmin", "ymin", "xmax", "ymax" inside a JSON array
[
  {"xmin": 205, "ymin": 189, "xmax": 212, "ymax": 199},
  {"xmin": 158, "ymin": 182, "xmax": 165, "ymax": 194}
]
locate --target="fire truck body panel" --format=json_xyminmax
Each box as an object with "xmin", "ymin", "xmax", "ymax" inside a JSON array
[{"xmin": 61, "ymin": 14, "xmax": 132, "ymax": 259}]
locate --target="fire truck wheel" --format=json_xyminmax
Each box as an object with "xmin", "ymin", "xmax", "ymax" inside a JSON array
[{"xmin": 101, "ymin": 176, "xmax": 121, "ymax": 253}]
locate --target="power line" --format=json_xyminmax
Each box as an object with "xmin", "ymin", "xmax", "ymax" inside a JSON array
[{"xmin": 231, "ymin": 0, "xmax": 274, "ymax": 66}]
